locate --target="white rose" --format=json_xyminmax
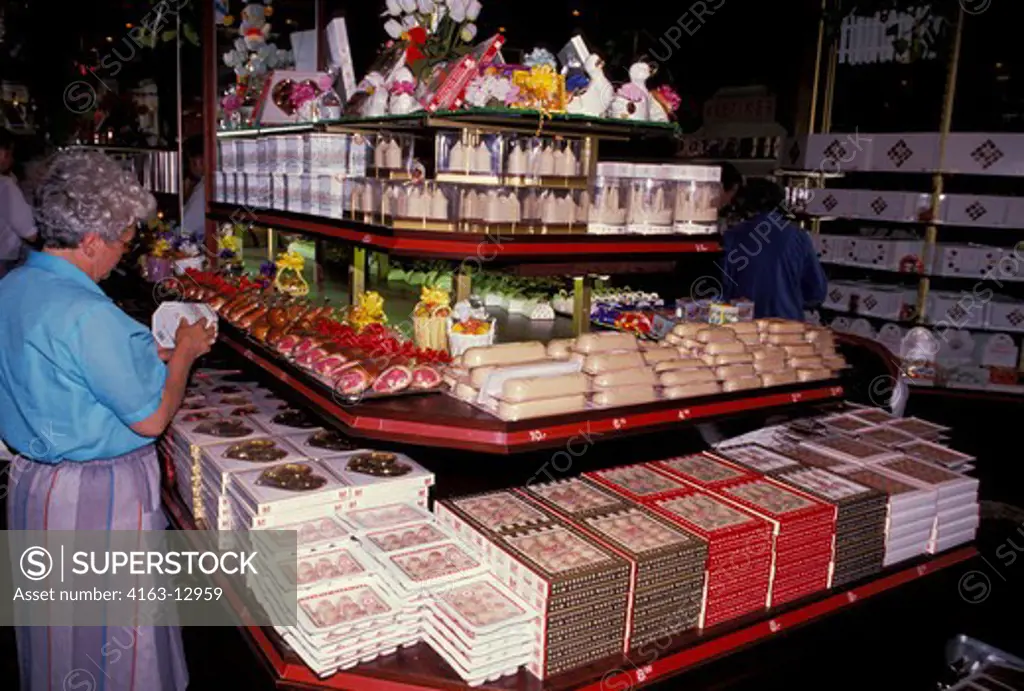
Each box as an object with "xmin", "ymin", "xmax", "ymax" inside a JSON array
[
  {"xmin": 384, "ymin": 19, "xmax": 404, "ymax": 38},
  {"xmin": 459, "ymin": 22, "xmax": 477, "ymax": 42},
  {"xmin": 466, "ymin": 0, "xmax": 482, "ymax": 21}
]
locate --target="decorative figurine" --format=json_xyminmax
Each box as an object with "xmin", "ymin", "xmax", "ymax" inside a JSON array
[{"xmin": 566, "ymin": 54, "xmax": 615, "ymax": 117}]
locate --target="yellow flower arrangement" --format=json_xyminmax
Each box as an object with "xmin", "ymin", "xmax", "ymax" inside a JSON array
[
  {"xmin": 512, "ymin": 65, "xmax": 567, "ymax": 114},
  {"xmin": 274, "ymin": 250, "xmax": 309, "ymax": 296},
  {"xmin": 151, "ymin": 238, "xmax": 172, "ymax": 258},
  {"xmin": 349, "ymin": 291, "xmax": 388, "ymax": 331}
]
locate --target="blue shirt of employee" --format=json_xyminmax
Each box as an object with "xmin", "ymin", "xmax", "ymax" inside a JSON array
[
  {"xmin": 720, "ymin": 179, "xmax": 828, "ymax": 320},
  {"xmin": 0, "ymin": 149, "xmax": 216, "ymax": 463}
]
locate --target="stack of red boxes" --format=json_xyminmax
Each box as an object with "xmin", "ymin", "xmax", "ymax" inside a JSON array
[
  {"xmin": 584, "ymin": 462, "xmax": 774, "ymax": 629},
  {"xmin": 713, "ymin": 476, "xmax": 836, "ymax": 607}
]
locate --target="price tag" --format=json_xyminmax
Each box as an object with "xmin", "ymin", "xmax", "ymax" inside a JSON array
[
  {"xmin": 528, "ymin": 430, "xmax": 547, "ymax": 443},
  {"xmin": 831, "ymin": 386, "xmax": 843, "ymax": 396},
  {"xmin": 768, "ymin": 619, "xmax": 781, "ymax": 633},
  {"xmin": 280, "ymin": 373, "xmax": 291, "ymax": 385},
  {"xmin": 243, "ymin": 350, "xmax": 256, "ymax": 362},
  {"xmin": 846, "ymin": 591, "xmax": 858, "ymax": 603},
  {"xmin": 696, "ymin": 243, "xmax": 710, "ymax": 252},
  {"xmin": 612, "ymin": 418, "xmax": 628, "ymax": 430},
  {"xmin": 791, "ymin": 392, "xmax": 804, "ymax": 403},
  {"xmin": 677, "ymin": 409, "xmax": 692, "ymax": 420},
  {"xmin": 916, "ymin": 564, "xmax": 928, "ymax": 576},
  {"xmin": 636, "ymin": 666, "xmax": 653, "ymax": 683}
]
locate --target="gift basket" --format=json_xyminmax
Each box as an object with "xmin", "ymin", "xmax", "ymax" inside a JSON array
[{"xmin": 413, "ymin": 286, "xmax": 452, "ymax": 352}]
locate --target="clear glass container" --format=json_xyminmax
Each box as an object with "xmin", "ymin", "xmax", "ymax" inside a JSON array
[
  {"xmin": 436, "ymin": 131, "xmax": 502, "ymax": 176},
  {"xmin": 345, "ymin": 178, "xmax": 383, "ymax": 222},
  {"xmin": 459, "ymin": 185, "xmax": 521, "ymax": 227},
  {"xmin": 312, "ymin": 173, "xmax": 345, "ymax": 219},
  {"xmin": 271, "ymin": 172, "xmax": 287, "ymax": 210},
  {"xmin": 521, "ymin": 188, "xmax": 586, "ymax": 231},
  {"xmin": 385, "ymin": 181, "xmax": 456, "ymax": 227},
  {"xmin": 250, "ymin": 172, "xmax": 272, "ymax": 209},
  {"xmin": 305, "ymin": 133, "xmax": 349, "ymax": 174},
  {"xmin": 587, "ymin": 162, "xmax": 631, "ymax": 234},
  {"xmin": 626, "ymin": 164, "xmax": 673, "ymax": 234},
  {"xmin": 673, "ymin": 164, "xmax": 721, "ymax": 233},
  {"xmin": 267, "ymin": 134, "xmax": 306, "ymax": 174},
  {"xmin": 348, "ymin": 133, "xmax": 372, "ymax": 178},
  {"xmin": 373, "ymin": 133, "xmax": 414, "ymax": 172},
  {"xmin": 217, "ymin": 139, "xmax": 238, "ymax": 172},
  {"xmin": 504, "ymin": 136, "xmax": 583, "ymax": 178}
]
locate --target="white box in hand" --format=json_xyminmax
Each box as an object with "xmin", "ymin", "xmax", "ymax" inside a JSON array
[{"xmin": 152, "ymin": 303, "xmax": 218, "ymax": 349}]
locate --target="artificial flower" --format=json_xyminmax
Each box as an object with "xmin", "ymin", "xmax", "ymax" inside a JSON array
[
  {"xmin": 402, "ymin": 14, "xmax": 418, "ymax": 29},
  {"xmin": 460, "ymin": 23, "xmax": 477, "ymax": 42},
  {"xmin": 399, "ymin": 0, "xmax": 417, "ymax": 12},
  {"xmin": 384, "ymin": 18, "xmax": 403, "ymax": 38},
  {"xmin": 449, "ymin": 0, "xmax": 467, "ymax": 22},
  {"xmin": 524, "ymin": 47, "xmax": 558, "ymax": 69},
  {"xmin": 390, "ymin": 80, "xmax": 417, "ymax": 96},
  {"xmin": 221, "ymin": 92, "xmax": 243, "ymax": 112},
  {"xmin": 317, "ymin": 74, "xmax": 335, "ymax": 92},
  {"xmin": 466, "ymin": 0, "xmax": 482, "ymax": 20},
  {"xmin": 651, "ymin": 84, "xmax": 682, "ymax": 113},
  {"xmin": 417, "ymin": 0, "xmax": 435, "ymax": 12},
  {"xmin": 289, "ymin": 81, "xmax": 318, "ymax": 108},
  {"xmin": 503, "ymin": 82, "xmax": 521, "ymax": 106},
  {"xmin": 385, "ymin": 0, "xmax": 402, "ymax": 15},
  {"xmin": 463, "ymin": 76, "xmax": 490, "ymax": 108}
]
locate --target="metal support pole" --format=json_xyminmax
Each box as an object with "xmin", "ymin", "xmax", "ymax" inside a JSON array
[
  {"xmin": 455, "ymin": 267, "xmax": 471, "ymax": 303},
  {"xmin": 176, "ymin": 11, "xmax": 185, "ymax": 226},
  {"xmin": 350, "ymin": 247, "xmax": 366, "ymax": 303},
  {"xmin": 572, "ymin": 276, "xmax": 592, "ymax": 335},
  {"xmin": 807, "ymin": 0, "xmax": 828, "ymax": 136},
  {"xmin": 201, "ymin": 0, "xmax": 218, "ymax": 267},
  {"xmin": 917, "ymin": 6, "xmax": 964, "ymax": 325}
]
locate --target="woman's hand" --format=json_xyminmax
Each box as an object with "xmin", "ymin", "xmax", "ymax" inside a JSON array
[
  {"xmin": 158, "ymin": 347, "xmax": 174, "ymax": 362},
  {"xmin": 175, "ymin": 318, "xmax": 217, "ymax": 361}
]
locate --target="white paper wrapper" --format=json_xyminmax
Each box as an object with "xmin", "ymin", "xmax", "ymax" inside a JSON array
[{"xmin": 152, "ymin": 302, "xmax": 218, "ymax": 348}]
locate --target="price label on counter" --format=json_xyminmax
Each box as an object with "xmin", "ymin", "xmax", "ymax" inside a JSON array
[
  {"xmin": 528, "ymin": 430, "xmax": 547, "ymax": 443},
  {"xmin": 612, "ymin": 418, "xmax": 628, "ymax": 430}
]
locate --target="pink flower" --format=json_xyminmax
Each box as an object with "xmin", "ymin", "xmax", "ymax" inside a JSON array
[
  {"xmin": 652, "ymin": 85, "xmax": 682, "ymax": 112},
  {"xmin": 317, "ymin": 74, "xmax": 334, "ymax": 92},
  {"xmin": 221, "ymin": 93, "xmax": 243, "ymax": 112},
  {"xmin": 390, "ymin": 80, "xmax": 416, "ymax": 96},
  {"xmin": 290, "ymin": 82, "xmax": 318, "ymax": 107}
]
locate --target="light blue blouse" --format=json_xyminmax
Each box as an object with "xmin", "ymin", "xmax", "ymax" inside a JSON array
[{"xmin": 0, "ymin": 252, "xmax": 167, "ymax": 462}]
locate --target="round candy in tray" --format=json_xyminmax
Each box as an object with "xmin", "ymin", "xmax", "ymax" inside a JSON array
[
  {"xmin": 347, "ymin": 452, "xmax": 411, "ymax": 477},
  {"xmin": 194, "ymin": 419, "xmax": 254, "ymax": 438},
  {"xmin": 273, "ymin": 409, "xmax": 319, "ymax": 429},
  {"xmin": 257, "ymin": 463, "xmax": 329, "ymax": 491},
  {"xmin": 225, "ymin": 439, "xmax": 289, "ymax": 462},
  {"xmin": 307, "ymin": 429, "xmax": 359, "ymax": 452}
]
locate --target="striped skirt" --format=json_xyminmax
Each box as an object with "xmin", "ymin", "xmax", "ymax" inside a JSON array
[{"xmin": 7, "ymin": 445, "xmax": 189, "ymax": 691}]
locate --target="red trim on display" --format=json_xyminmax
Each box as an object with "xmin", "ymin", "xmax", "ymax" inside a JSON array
[{"xmin": 220, "ymin": 333, "xmax": 844, "ymax": 453}]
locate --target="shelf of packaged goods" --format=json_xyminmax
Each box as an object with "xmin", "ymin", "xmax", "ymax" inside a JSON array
[
  {"xmin": 218, "ymin": 325, "xmax": 845, "ymax": 455},
  {"xmin": 160, "ymin": 486, "xmax": 977, "ymax": 691},
  {"xmin": 208, "ymin": 204, "xmax": 721, "ymax": 261}
]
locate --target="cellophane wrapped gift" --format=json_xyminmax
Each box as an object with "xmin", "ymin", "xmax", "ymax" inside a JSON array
[{"xmin": 412, "ymin": 286, "xmax": 452, "ymax": 352}]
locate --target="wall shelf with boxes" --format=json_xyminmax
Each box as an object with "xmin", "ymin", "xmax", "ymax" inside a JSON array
[{"xmin": 781, "ymin": 130, "xmax": 1024, "ymax": 394}]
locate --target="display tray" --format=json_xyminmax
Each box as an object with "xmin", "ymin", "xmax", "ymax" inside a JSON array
[
  {"xmin": 220, "ymin": 326, "xmax": 845, "ymax": 455},
  {"xmin": 226, "ymin": 325, "xmax": 444, "ymax": 405},
  {"xmin": 207, "ymin": 204, "xmax": 721, "ymax": 262},
  {"xmin": 162, "ymin": 486, "xmax": 976, "ymax": 691}
]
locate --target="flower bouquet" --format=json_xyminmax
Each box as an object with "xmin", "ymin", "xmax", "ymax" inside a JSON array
[
  {"xmin": 412, "ymin": 285, "xmax": 452, "ymax": 351},
  {"xmin": 348, "ymin": 291, "xmax": 388, "ymax": 332},
  {"xmin": 145, "ymin": 237, "xmax": 174, "ymax": 284}
]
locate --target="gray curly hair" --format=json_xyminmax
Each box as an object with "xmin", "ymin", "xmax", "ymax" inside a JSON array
[{"xmin": 33, "ymin": 149, "xmax": 156, "ymax": 249}]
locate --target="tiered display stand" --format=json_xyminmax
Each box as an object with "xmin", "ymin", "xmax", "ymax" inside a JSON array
[{"xmin": 176, "ymin": 2, "xmax": 983, "ymax": 689}]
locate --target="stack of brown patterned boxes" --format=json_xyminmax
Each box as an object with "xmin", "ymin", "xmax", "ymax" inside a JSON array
[
  {"xmin": 434, "ymin": 490, "xmax": 632, "ymax": 679},
  {"xmin": 519, "ymin": 478, "xmax": 708, "ymax": 650}
]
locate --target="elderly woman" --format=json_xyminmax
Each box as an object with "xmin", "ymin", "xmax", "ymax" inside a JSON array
[{"xmin": 0, "ymin": 150, "xmax": 214, "ymax": 691}]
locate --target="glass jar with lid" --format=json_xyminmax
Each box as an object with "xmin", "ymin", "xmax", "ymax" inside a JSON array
[
  {"xmin": 626, "ymin": 164, "xmax": 673, "ymax": 234},
  {"xmin": 586, "ymin": 162, "xmax": 631, "ymax": 234},
  {"xmin": 673, "ymin": 164, "xmax": 722, "ymax": 234}
]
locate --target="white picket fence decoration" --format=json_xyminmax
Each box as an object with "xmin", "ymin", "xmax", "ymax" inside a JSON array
[{"xmin": 838, "ymin": 8, "xmax": 943, "ymax": 65}]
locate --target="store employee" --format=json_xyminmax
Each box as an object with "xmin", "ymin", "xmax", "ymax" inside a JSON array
[
  {"xmin": 720, "ymin": 178, "xmax": 828, "ymax": 320},
  {"xmin": 0, "ymin": 150, "xmax": 214, "ymax": 691}
]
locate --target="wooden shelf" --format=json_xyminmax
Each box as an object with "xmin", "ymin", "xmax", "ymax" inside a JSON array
[
  {"xmin": 161, "ymin": 486, "xmax": 977, "ymax": 691},
  {"xmin": 219, "ymin": 324, "xmax": 845, "ymax": 455},
  {"xmin": 208, "ymin": 204, "xmax": 720, "ymax": 262}
]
